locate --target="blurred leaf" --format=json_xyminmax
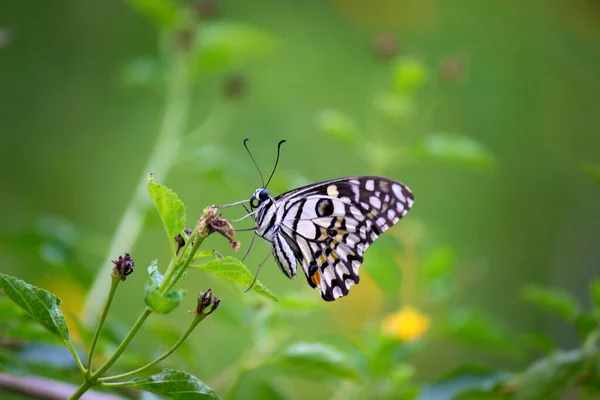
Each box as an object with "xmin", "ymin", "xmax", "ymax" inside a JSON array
[
  {"xmin": 147, "ymin": 320, "xmax": 197, "ymax": 366},
  {"xmin": 192, "ymin": 22, "xmax": 274, "ymax": 76},
  {"xmin": 591, "ymin": 280, "xmax": 600, "ymax": 310},
  {"xmin": 148, "ymin": 174, "xmax": 186, "ymax": 256},
  {"xmin": 144, "ymin": 281, "xmax": 186, "ymax": 314},
  {"xmin": 315, "ymin": 109, "xmax": 359, "ymax": 148},
  {"xmin": 123, "ymin": 368, "xmax": 220, "ymax": 399},
  {"xmin": 35, "ymin": 214, "xmax": 80, "ymax": 248},
  {"xmin": 268, "ymin": 342, "xmax": 359, "ymax": 381},
  {"xmin": 422, "ymin": 246, "xmax": 456, "ymax": 302},
  {"xmin": 0, "ymin": 273, "xmax": 72, "ymax": 346},
  {"xmin": 148, "ymin": 260, "xmax": 164, "ymax": 286},
  {"xmin": 521, "ymin": 332, "xmax": 557, "ymax": 354},
  {"xmin": 514, "ymin": 346, "xmax": 597, "ymax": 399},
  {"xmin": 190, "ymin": 256, "xmax": 278, "ymax": 302},
  {"xmin": 0, "ymin": 296, "xmax": 25, "ymax": 319},
  {"xmin": 120, "ymin": 57, "xmax": 164, "ymax": 89},
  {"xmin": 363, "ymin": 247, "xmax": 402, "ymax": 301},
  {"xmin": 277, "ymin": 292, "xmax": 321, "ymax": 310},
  {"xmin": 440, "ymin": 309, "xmax": 521, "ymax": 357},
  {"xmin": 411, "ymin": 134, "xmax": 495, "ymax": 170},
  {"xmin": 127, "ymin": 0, "xmax": 180, "ymax": 28},
  {"xmin": 233, "ymin": 377, "xmax": 295, "ymax": 400},
  {"xmin": 392, "ymin": 57, "xmax": 429, "ymax": 95},
  {"xmin": 521, "ymin": 284, "xmax": 580, "ymax": 321},
  {"xmin": 374, "ymin": 92, "xmax": 415, "ymax": 121},
  {"xmin": 582, "ymin": 162, "xmax": 600, "ymax": 187},
  {"xmin": 3, "ymin": 320, "xmax": 62, "ymax": 344},
  {"xmin": 422, "ymin": 365, "xmax": 509, "ymax": 400},
  {"xmin": 574, "ymin": 314, "xmax": 599, "ymax": 339}
]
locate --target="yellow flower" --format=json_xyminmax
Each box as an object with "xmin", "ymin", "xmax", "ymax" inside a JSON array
[{"xmin": 382, "ymin": 306, "xmax": 430, "ymax": 342}]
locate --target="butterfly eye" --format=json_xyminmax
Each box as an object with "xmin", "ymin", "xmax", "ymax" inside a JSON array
[{"xmin": 258, "ymin": 189, "xmax": 269, "ymax": 201}]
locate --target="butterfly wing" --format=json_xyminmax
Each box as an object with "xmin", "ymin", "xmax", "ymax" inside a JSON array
[{"xmin": 275, "ymin": 176, "xmax": 414, "ymax": 301}]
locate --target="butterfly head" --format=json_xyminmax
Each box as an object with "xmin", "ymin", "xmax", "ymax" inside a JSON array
[{"xmin": 250, "ymin": 188, "xmax": 270, "ymax": 209}]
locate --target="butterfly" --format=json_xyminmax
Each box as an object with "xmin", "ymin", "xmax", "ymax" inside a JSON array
[{"xmin": 226, "ymin": 140, "xmax": 414, "ymax": 301}]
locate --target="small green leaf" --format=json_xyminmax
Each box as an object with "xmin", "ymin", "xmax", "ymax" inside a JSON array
[
  {"xmin": 582, "ymin": 162, "xmax": 600, "ymax": 187},
  {"xmin": 144, "ymin": 282, "xmax": 185, "ymax": 314},
  {"xmin": 412, "ymin": 133, "xmax": 495, "ymax": 170},
  {"xmin": 190, "ymin": 256, "xmax": 278, "ymax": 302},
  {"xmin": 521, "ymin": 284, "xmax": 580, "ymax": 321},
  {"xmin": 374, "ymin": 92, "xmax": 415, "ymax": 121},
  {"xmin": 269, "ymin": 342, "xmax": 359, "ymax": 381},
  {"xmin": 123, "ymin": 368, "xmax": 220, "ymax": 399},
  {"xmin": 315, "ymin": 109, "xmax": 359, "ymax": 148},
  {"xmin": 148, "ymin": 174, "xmax": 186, "ymax": 256},
  {"xmin": 192, "ymin": 22, "xmax": 274, "ymax": 76},
  {"xmin": 147, "ymin": 260, "xmax": 163, "ymax": 286},
  {"xmin": 120, "ymin": 57, "xmax": 164, "ymax": 89},
  {"xmin": 127, "ymin": 0, "xmax": 180, "ymax": 28},
  {"xmin": 0, "ymin": 273, "xmax": 72, "ymax": 345},
  {"xmin": 591, "ymin": 279, "xmax": 600, "ymax": 310},
  {"xmin": 440, "ymin": 309, "xmax": 521, "ymax": 357},
  {"xmin": 192, "ymin": 250, "xmax": 221, "ymax": 264},
  {"xmin": 391, "ymin": 57, "xmax": 429, "ymax": 95}
]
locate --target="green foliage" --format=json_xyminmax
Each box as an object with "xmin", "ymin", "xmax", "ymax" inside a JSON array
[
  {"xmin": 315, "ymin": 109, "xmax": 360, "ymax": 148},
  {"xmin": 392, "ymin": 57, "xmax": 429, "ymax": 95},
  {"xmin": 122, "ymin": 369, "xmax": 220, "ymax": 399},
  {"xmin": 591, "ymin": 279, "xmax": 600, "ymax": 310},
  {"xmin": 521, "ymin": 284, "xmax": 580, "ymax": 321},
  {"xmin": 144, "ymin": 281, "xmax": 186, "ymax": 314},
  {"xmin": 192, "ymin": 22, "xmax": 275, "ymax": 76},
  {"xmin": 411, "ymin": 133, "xmax": 495, "ymax": 170},
  {"xmin": 0, "ymin": 273, "xmax": 72, "ymax": 346},
  {"xmin": 148, "ymin": 174, "xmax": 187, "ymax": 257},
  {"xmin": 268, "ymin": 342, "xmax": 360, "ymax": 381},
  {"xmin": 190, "ymin": 256, "xmax": 279, "ymax": 302},
  {"xmin": 582, "ymin": 162, "xmax": 600, "ymax": 187},
  {"xmin": 126, "ymin": 0, "xmax": 180, "ymax": 28}
]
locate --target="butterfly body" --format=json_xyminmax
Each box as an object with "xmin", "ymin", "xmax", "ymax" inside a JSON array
[{"xmin": 249, "ymin": 176, "xmax": 414, "ymax": 301}]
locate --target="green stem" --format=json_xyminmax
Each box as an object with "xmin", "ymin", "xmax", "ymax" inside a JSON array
[
  {"xmin": 98, "ymin": 314, "xmax": 206, "ymax": 382},
  {"xmin": 68, "ymin": 380, "xmax": 92, "ymax": 400},
  {"xmin": 81, "ymin": 50, "xmax": 192, "ymax": 324},
  {"xmin": 65, "ymin": 341, "xmax": 86, "ymax": 375},
  {"xmin": 90, "ymin": 308, "xmax": 153, "ymax": 380},
  {"xmin": 87, "ymin": 276, "xmax": 120, "ymax": 375},
  {"xmin": 163, "ymin": 229, "xmax": 206, "ymax": 294}
]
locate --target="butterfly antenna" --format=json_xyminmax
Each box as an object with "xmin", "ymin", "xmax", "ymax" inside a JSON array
[
  {"xmin": 243, "ymin": 138, "xmax": 265, "ymax": 187},
  {"xmin": 265, "ymin": 139, "xmax": 287, "ymax": 188}
]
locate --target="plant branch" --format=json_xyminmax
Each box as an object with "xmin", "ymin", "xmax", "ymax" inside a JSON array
[
  {"xmin": 87, "ymin": 276, "xmax": 120, "ymax": 375},
  {"xmin": 98, "ymin": 313, "xmax": 206, "ymax": 382}
]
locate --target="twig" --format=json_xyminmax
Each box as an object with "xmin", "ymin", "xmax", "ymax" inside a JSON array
[{"xmin": 0, "ymin": 373, "xmax": 125, "ymax": 400}]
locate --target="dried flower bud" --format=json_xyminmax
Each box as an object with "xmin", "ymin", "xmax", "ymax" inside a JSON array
[
  {"xmin": 194, "ymin": 288, "xmax": 221, "ymax": 315},
  {"xmin": 204, "ymin": 209, "xmax": 239, "ymax": 252},
  {"xmin": 112, "ymin": 253, "xmax": 134, "ymax": 281},
  {"xmin": 196, "ymin": 0, "xmax": 220, "ymax": 19},
  {"xmin": 175, "ymin": 228, "xmax": 193, "ymax": 255},
  {"xmin": 439, "ymin": 56, "xmax": 465, "ymax": 84},
  {"xmin": 223, "ymin": 73, "xmax": 246, "ymax": 100},
  {"xmin": 373, "ymin": 33, "xmax": 399, "ymax": 60}
]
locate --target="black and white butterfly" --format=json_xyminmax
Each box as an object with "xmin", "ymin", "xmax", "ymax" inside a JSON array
[{"xmin": 225, "ymin": 140, "xmax": 414, "ymax": 301}]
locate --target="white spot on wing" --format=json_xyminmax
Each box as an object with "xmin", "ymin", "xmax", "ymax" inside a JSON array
[
  {"xmin": 369, "ymin": 196, "xmax": 381, "ymax": 209},
  {"xmin": 327, "ymin": 184, "xmax": 339, "ymax": 197},
  {"xmin": 350, "ymin": 206, "xmax": 365, "ymax": 221},
  {"xmin": 365, "ymin": 180, "xmax": 375, "ymax": 191},
  {"xmin": 392, "ymin": 184, "xmax": 407, "ymax": 203},
  {"xmin": 333, "ymin": 286, "xmax": 343, "ymax": 299},
  {"xmin": 387, "ymin": 209, "xmax": 396, "ymax": 220}
]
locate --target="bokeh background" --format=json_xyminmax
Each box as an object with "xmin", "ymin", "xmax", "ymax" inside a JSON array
[{"xmin": 1, "ymin": 0, "xmax": 600, "ymax": 399}]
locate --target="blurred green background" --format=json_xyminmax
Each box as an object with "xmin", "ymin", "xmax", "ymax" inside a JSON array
[{"xmin": 1, "ymin": 0, "xmax": 600, "ymax": 398}]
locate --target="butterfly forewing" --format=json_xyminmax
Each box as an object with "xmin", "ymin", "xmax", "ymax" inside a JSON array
[{"xmin": 272, "ymin": 176, "xmax": 414, "ymax": 301}]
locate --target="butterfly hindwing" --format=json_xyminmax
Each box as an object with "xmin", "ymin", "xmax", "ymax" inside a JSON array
[{"xmin": 275, "ymin": 176, "xmax": 414, "ymax": 301}]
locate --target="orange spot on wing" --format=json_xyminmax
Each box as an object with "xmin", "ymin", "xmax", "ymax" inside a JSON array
[{"xmin": 311, "ymin": 270, "xmax": 321, "ymax": 287}]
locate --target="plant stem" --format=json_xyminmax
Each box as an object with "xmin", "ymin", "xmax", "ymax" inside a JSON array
[
  {"xmin": 65, "ymin": 341, "xmax": 87, "ymax": 375},
  {"xmin": 91, "ymin": 308, "xmax": 153, "ymax": 380},
  {"xmin": 87, "ymin": 276, "xmax": 120, "ymax": 375},
  {"xmin": 163, "ymin": 227, "xmax": 206, "ymax": 294},
  {"xmin": 68, "ymin": 380, "xmax": 93, "ymax": 400},
  {"xmin": 81, "ymin": 51, "xmax": 192, "ymax": 324},
  {"xmin": 98, "ymin": 314, "xmax": 205, "ymax": 382}
]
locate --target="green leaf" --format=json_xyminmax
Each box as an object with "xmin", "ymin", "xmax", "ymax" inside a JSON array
[
  {"xmin": 148, "ymin": 260, "xmax": 164, "ymax": 286},
  {"xmin": 422, "ymin": 365, "xmax": 508, "ymax": 400},
  {"xmin": 144, "ymin": 281, "xmax": 185, "ymax": 314},
  {"xmin": 148, "ymin": 174, "xmax": 186, "ymax": 257},
  {"xmin": 192, "ymin": 22, "xmax": 274, "ymax": 76},
  {"xmin": 440, "ymin": 309, "xmax": 521, "ymax": 357},
  {"xmin": 0, "ymin": 273, "xmax": 72, "ymax": 345},
  {"xmin": 412, "ymin": 133, "xmax": 495, "ymax": 170},
  {"xmin": 582, "ymin": 162, "xmax": 600, "ymax": 187},
  {"xmin": 190, "ymin": 256, "xmax": 278, "ymax": 302},
  {"xmin": 120, "ymin": 57, "xmax": 164, "ymax": 90},
  {"xmin": 315, "ymin": 109, "xmax": 359, "ymax": 148},
  {"xmin": 127, "ymin": 0, "xmax": 180, "ymax": 28},
  {"xmin": 123, "ymin": 368, "xmax": 220, "ymax": 399},
  {"xmin": 268, "ymin": 342, "xmax": 360, "ymax": 381},
  {"xmin": 591, "ymin": 279, "xmax": 600, "ymax": 310},
  {"xmin": 374, "ymin": 92, "xmax": 415, "ymax": 121},
  {"xmin": 3, "ymin": 320, "xmax": 62, "ymax": 344},
  {"xmin": 515, "ymin": 348, "xmax": 595, "ymax": 399},
  {"xmin": 391, "ymin": 57, "xmax": 429, "ymax": 95},
  {"xmin": 521, "ymin": 284, "xmax": 580, "ymax": 321}
]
